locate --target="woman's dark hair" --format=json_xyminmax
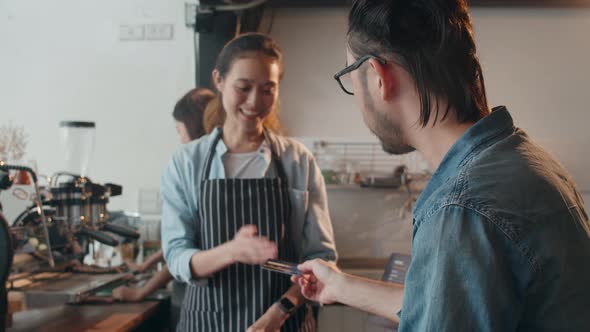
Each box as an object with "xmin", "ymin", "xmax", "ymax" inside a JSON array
[
  {"xmin": 348, "ymin": 0, "xmax": 488, "ymax": 126},
  {"xmin": 203, "ymin": 33, "xmax": 284, "ymax": 134},
  {"xmin": 173, "ymin": 87, "xmax": 215, "ymax": 140}
]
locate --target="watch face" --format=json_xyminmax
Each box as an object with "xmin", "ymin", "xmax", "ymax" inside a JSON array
[{"xmin": 280, "ymin": 297, "xmax": 296, "ymax": 312}]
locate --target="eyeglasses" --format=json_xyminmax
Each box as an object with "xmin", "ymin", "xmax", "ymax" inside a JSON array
[{"xmin": 334, "ymin": 55, "xmax": 388, "ymax": 95}]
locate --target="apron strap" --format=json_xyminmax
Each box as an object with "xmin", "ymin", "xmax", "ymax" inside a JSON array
[
  {"xmin": 265, "ymin": 129, "xmax": 289, "ymax": 187},
  {"xmin": 201, "ymin": 127, "xmax": 290, "ymax": 187},
  {"xmin": 201, "ymin": 128, "xmax": 223, "ymax": 183}
]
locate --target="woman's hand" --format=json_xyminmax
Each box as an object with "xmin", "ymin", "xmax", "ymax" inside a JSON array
[
  {"xmin": 124, "ymin": 260, "xmax": 142, "ymax": 273},
  {"xmin": 247, "ymin": 303, "xmax": 288, "ymax": 332},
  {"xmin": 228, "ymin": 225, "xmax": 277, "ymax": 265},
  {"xmin": 112, "ymin": 286, "xmax": 144, "ymax": 302}
]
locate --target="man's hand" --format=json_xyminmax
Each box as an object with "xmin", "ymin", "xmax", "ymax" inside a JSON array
[
  {"xmin": 247, "ymin": 303, "xmax": 288, "ymax": 332},
  {"xmin": 229, "ymin": 225, "xmax": 277, "ymax": 265},
  {"xmin": 291, "ymin": 259, "xmax": 342, "ymax": 305},
  {"xmin": 295, "ymin": 259, "xmax": 404, "ymax": 323}
]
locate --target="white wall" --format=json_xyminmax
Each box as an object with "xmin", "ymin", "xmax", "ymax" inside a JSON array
[
  {"xmin": 0, "ymin": 0, "xmax": 196, "ymax": 211},
  {"xmin": 1, "ymin": 4, "xmax": 590, "ymax": 213},
  {"xmin": 270, "ymin": 7, "xmax": 590, "ymax": 191}
]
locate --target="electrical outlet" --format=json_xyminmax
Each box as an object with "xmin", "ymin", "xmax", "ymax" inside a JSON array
[
  {"xmin": 119, "ymin": 24, "xmax": 145, "ymax": 41},
  {"xmin": 145, "ymin": 24, "xmax": 174, "ymax": 41}
]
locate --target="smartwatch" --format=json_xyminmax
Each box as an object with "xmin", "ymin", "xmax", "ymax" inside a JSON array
[{"xmin": 276, "ymin": 297, "xmax": 296, "ymax": 315}]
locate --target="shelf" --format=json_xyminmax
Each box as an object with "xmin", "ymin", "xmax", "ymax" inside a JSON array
[{"xmin": 326, "ymin": 184, "xmax": 420, "ymax": 194}]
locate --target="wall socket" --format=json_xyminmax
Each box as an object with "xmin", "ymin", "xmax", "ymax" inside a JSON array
[
  {"xmin": 119, "ymin": 25, "xmax": 145, "ymax": 41},
  {"xmin": 145, "ymin": 24, "xmax": 174, "ymax": 41},
  {"xmin": 118, "ymin": 24, "xmax": 174, "ymax": 41}
]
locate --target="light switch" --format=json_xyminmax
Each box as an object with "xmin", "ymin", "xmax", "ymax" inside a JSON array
[{"xmin": 145, "ymin": 24, "xmax": 174, "ymax": 41}]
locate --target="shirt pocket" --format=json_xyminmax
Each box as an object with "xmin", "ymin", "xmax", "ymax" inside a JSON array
[
  {"xmin": 288, "ymin": 189, "xmax": 309, "ymax": 253},
  {"xmin": 289, "ymin": 188, "xmax": 309, "ymax": 223}
]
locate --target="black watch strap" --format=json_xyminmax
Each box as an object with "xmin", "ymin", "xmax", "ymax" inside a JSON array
[{"xmin": 276, "ymin": 297, "xmax": 296, "ymax": 314}]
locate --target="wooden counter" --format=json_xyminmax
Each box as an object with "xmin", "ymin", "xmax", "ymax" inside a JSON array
[
  {"xmin": 337, "ymin": 258, "xmax": 388, "ymax": 270},
  {"xmin": 7, "ymin": 299, "xmax": 169, "ymax": 332}
]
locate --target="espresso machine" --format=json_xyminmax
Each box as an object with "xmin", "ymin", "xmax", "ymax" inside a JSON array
[
  {"xmin": 1, "ymin": 169, "xmax": 14, "ymax": 329},
  {"xmin": 1, "ymin": 121, "xmax": 140, "ymax": 310}
]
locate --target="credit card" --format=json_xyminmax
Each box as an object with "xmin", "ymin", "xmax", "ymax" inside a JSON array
[{"xmin": 261, "ymin": 259, "xmax": 302, "ymax": 276}]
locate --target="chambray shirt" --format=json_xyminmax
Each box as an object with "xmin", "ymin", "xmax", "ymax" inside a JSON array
[
  {"xmin": 399, "ymin": 106, "xmax": 590, "ymax": 331},
  {"xmin": 161, "ymin": 128, "xmax": 337, "ymax": 283}
]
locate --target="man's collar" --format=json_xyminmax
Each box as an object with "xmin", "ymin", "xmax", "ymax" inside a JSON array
[{"xmin": 413, "ymin": 106, "xmax": 515, "ymax": 215}]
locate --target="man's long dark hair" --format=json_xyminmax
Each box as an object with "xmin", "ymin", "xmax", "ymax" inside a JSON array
[{"xmin": 348, "ymin": 0, "xmax": 489, "ymax": 126}]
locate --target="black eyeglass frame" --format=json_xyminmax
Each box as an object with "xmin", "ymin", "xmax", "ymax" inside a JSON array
[{"xmin": 333, "ymin": 55, "xmax": 388, "ymax": 95}]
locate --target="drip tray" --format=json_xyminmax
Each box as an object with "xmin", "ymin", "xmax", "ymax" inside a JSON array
[{"xmin": 23, "ymin": 273, "xmax": 125, "ymax": 308}]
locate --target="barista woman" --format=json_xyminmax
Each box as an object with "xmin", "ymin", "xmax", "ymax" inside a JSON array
[{"xmin": 161, "ymin": 33, "xmax": 337, "ymax": 332}]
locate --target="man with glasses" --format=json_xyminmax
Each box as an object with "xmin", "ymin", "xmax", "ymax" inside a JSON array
[{"xmin": 293, "ymin": 0, "xmax": 590, "ymax": 331}]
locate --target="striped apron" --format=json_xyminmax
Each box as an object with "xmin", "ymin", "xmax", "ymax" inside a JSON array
[{"xmin": 177, "ymin": 130, "xmax": 315, "ymax": 332}]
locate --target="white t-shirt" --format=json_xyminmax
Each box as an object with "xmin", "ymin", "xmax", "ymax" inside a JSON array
[{"xmin": 222, "ymin": 141, "xmax": 271, "ymax": 178}]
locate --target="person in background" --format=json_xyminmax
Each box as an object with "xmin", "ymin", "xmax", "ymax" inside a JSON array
[
  {"xmin": 174, "ymin": 87, "xmax": 216, "ymax": 144},
  {"xmin": 292, "ymin": 0, "xmax": 590, "ymax": 331},
  {"xmin": 161, "ymin": 33, "xmax": 337, "ymax": 332},
  {"xmin": 113, "ymin": 87, "xmax": 215, "ymax": 329}
]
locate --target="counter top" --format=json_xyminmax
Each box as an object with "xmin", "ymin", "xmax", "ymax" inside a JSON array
[{"xmin": 6, "ymin": 299, "xmax": 169, "ymax": 332}]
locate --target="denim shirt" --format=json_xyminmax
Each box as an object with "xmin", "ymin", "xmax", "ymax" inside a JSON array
[
  {"xmin": 398, "ymin": 106, "xmax": 590, "ymax": 332},
  {"xmin": 161, "ymin": 128, "xmax": 337, "ymax": 283}
]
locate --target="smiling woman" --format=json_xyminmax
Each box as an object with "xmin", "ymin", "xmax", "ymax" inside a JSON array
[
  {"xmin": 161, "ymin": 33, "xmax": 337, "ymax": 332},
  {"xmin": 203, "ymin": 33, "xmax": 284, "ymax": 136}
]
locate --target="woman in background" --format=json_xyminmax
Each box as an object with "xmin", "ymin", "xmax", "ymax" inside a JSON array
[
  {"xmin": 174, "ymin": 88, "xmax": 215, "ymax": 144},
  {"xmin": 113, "ymin": 87, "xmax": 214, "ymax": 329},
  {"xmin": 162, "ymin": 33, "xmax": 337, "ymax": 332}
]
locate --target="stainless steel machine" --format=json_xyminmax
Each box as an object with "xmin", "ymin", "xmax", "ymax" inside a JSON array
[{"xmin": 1, "ymin": 121, "xmax": 140, "ymax": 311}]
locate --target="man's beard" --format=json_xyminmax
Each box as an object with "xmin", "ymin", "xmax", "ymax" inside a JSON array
[
  {"xmin": 360, "ymin": 78, "xmax": 415, "ymax": 155},
  {"xmin": 372, "ymin": 112, "xmax": 415, "ymax": 155}
]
